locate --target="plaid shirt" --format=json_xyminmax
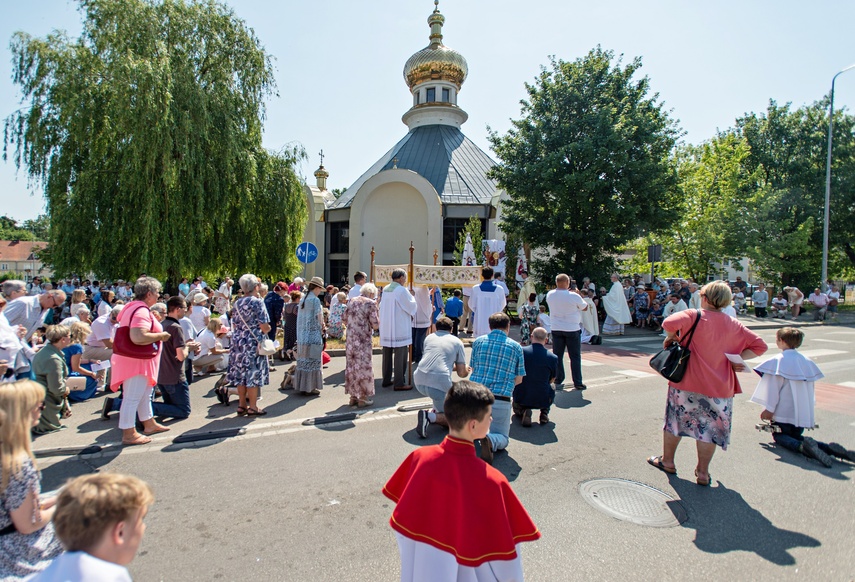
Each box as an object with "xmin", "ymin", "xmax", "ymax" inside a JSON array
[{"xmin": 469, "ymin": 329, "xmax": 526, "ymax": 398}]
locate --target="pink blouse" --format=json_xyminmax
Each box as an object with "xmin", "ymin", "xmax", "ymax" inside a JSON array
[
  {"xmin": 109, "ymin": 300, "xmax": 163, "ymax": 391},
  {"xmin": 662, "ymin": 309, "xmax": 768, "ymax": 399}
]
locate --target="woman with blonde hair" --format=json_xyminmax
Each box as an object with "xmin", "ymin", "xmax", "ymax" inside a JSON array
[
  {"xmin": 0, "ymin": 380, "xmax": 62, "ymax": 577},
  {"xmin": 64, "ymin": 321, "xmax": 99, "ymax": 403},
  {"xmin": 648, "ymin": 280, "xmax": 767, "ymax": 486},
  {"xmin": 31, "ymin": 325, "xmax": 73, "ymax": 434}
]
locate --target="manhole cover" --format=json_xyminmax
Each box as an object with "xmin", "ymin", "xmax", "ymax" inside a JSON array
[{"xmin": 579, "ymin": 478, "xmax": 687, "ymax": 527}]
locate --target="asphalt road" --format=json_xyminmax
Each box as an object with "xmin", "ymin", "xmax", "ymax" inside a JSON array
[{"xmin": 33, "ymin": 319, "xmax": 855, "ymax": 582}]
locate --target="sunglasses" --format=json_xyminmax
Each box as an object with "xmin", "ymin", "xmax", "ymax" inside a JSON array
[{"xmin": 36, "ymin": 402, "xmax": 46, "ymax": 412}]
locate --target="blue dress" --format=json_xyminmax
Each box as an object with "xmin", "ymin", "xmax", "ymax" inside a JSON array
[
  {"xmin": 294, "ymin": 293, "xmax": 324, "ymax": 393},
  {"xmin": 62, "ymin": 343, "xmax": 98, "ymax": 402},
  {"xmin": 226, "ymin": 296, "xmax": 271, "ymax": 388}
]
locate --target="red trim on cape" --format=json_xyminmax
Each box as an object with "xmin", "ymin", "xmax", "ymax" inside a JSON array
[{"xmin": 383, "ymin": 436, "xmax": 540, "ymax": 567}]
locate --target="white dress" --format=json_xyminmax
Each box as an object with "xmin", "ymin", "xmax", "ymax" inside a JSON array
[
  {"xmin": 750, "ymin": 350, "xmax": 823, "ymax": 428},
  {"xmin": 395, "ymin": 534, "xmax": 524, "ymax": 582}
]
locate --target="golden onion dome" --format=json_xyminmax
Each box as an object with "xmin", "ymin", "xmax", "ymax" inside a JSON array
[{"xmin": 403, "ymin": 2, "xmax": 468, "ymax": 90}]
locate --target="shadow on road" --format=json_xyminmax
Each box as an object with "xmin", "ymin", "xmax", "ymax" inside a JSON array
[
  {"xmin": 758, "ymin": 442, "xmax": 853, "ymax": 481},
  {"xmin": 552, "ymin": 390, "xmax": 590, "ymax": 410},
  {"xmin": 40, "ymin": 454, "xmax": 114, "ymax": 491},
  {"xmin": 668, "ymin": 475, "xmax": 820, "ymax": 564}
]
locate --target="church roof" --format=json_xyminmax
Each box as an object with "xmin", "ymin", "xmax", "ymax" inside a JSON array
[{"xmin": 330, "ymin": 125, "xmax": 498, "ymax": 209}]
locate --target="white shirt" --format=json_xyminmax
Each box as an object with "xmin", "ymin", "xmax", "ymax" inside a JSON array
[
  {"xmin": 545, "ymin": 289, "xmax": 587, "ymax": 332},
  {"xmin": 3, "ymin": 295, "xmax": 47, "ymax": 341},
  {"xmin": 26, "ymin": 551, "xmax": 132, "ymax": 582},
  {"xmin": 722, "ymin": 305, "xmax": 738, "ymax": 318},
  {"xmin": 379, "ymin": 283, "xmax": 417, "ymax": 348},
  {"xmin": 537, "ymin": 313, "xmax": 551, "ymax": 333},
  {"xmin": 188, "ymin": 306, "xmax": 211, "ymax": 334},
  {"xmin": 88, "ymin": 313, "xmax": 116, "ymax": 347},
  {"xmin": 750, "ymin": 350, "xmax": 823, "ymax": 428},
  {"xmin": 348, "ymin": 284, "xmax": 363, "ymax": 300},
  {"xmin": 690, "ymin": 290, "xmax": 701, "ymax": 310},
  {"xmin": 495, "ymin": 280, "xmax": 510, "ymax": 296},
  {"xmin": 97, "ymin": 300, "xmax": 112, "ymax": 318},
  {"xmin": 468, "ymin": 281, "xmax": 507, "ymax": 338},
  {"xmin": 662, "ymin": 299, "xmax": 687, "ymax": 319},
  {"xmin": 412, "ymin": 287, "xmax": 433, "ymax": 328},
  {"xmin": 195, "ymin": 329, "xmax": 221, "ymax": 358}
]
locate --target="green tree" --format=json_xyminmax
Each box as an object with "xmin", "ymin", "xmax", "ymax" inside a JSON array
[
  {"xmin": 667, "ymin": 134, "xmax": 752, "ymax": 281},
  {"xmin": 733, "ymin": 100, "xmax": 855, "ymax": 288},
  {"xmin": 488, "ymin": 48, "xmax": 680, "ymax": 284},
  {"xmin": 3, "ymin": 0, "xmax": 306, "ymax": 281},
  {"xmin": 451, "ymin": 215, "xmax": 484, "ymax": 266}
]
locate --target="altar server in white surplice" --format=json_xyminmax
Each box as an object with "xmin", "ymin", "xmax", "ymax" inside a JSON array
[
  {"xmin": 380, "ymin": 269, "xmax": 417, "ymax": 390},
  {"xmin": 468, "ymin": 266, "xmax": 507, "ymax": 339}
]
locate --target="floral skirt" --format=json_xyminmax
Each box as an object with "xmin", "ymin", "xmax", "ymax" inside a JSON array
[{"xmin": 663, "ymin": 386, "xmax": 733, "ymax": 450}]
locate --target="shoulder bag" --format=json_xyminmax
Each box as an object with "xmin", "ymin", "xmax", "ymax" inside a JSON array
[
  {"xmin": 649, "ymin": 309, "xmax": 701, "ymax": 383},
  {"xmin": 235, "ymin": 298, "xmax": 277, "ymax": 356},
  {"xmin": 112, "ymin": 304, "xmax": 160, "ymax": 360}
]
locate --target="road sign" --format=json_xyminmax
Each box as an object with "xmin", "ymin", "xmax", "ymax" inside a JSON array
[
  {"xmin": 296, "ymin": 242, "xmax": 319, "ymax": 264},
  {"xmin": 647, "ymin": 244, "xmax": 662, "ymax": 263}
]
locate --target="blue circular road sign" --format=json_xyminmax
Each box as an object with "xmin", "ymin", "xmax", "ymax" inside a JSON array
[{"xmin": 296, "ymin": 242, "xmax": 319, "ymax": 264}]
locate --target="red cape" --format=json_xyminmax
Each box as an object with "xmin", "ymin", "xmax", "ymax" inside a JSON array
[{"xmin": 383, "ymin": 436, "xmax": 540, "ymax": 567}]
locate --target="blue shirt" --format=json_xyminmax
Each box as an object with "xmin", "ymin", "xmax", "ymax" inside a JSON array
[
  {"xmin": 469, "ymin": 329, "xmax": 526, "ymax": 398},
  {"xmin": 445, "ymin": 296, "xmax": 463, "ymax": 318}
]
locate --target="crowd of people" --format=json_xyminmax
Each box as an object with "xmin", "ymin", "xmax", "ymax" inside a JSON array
[{"xmin": 0, "ymin": 269, "xmax": 852, "ymax": 579}]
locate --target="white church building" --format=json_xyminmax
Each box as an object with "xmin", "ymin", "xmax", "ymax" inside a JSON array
[{"xmin": 301, "ymin": 2, "xmax": 508, "ymax": 286}]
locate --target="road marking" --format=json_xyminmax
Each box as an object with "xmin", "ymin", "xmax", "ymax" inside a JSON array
[
  {"xmin": 827, "ymin": 331, "xmax": 855, "ymax": 335},
  {"xmin": 812, "ymin": 338, "xmax": 850, "ymax": 344},
  {"xmin": 840, "ymin": 382, "xmax": 855, "ymax": 389},
  {"xmin": 798, "ymin": 349, "xmax": 847, "ymax": 359},
  {"xmin": 581, "ymin": 360, "xmax": 604, "ymax": 367},
  {"xmin": 615, "ymin": 369, "xmax": 656, "ymax": 378},
  {"xmin": 603, "ymin": 337, "xmax": 654, "ymax": 343}
]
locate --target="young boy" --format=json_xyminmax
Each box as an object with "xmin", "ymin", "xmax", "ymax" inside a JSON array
[
  {"xmin": 30, "ymin": 473, "xmax": 154, "ymax": 581},
  {"xmin": 750, "ymin": 327, "xmax": 854, "ymax": 468},
  {"xmin": 383, "ymin": 381, "xmax": 540, "ymax": 581},
  {"xmin": 536, "ymin": 305, "xmax": 551, "ymax": 344}
]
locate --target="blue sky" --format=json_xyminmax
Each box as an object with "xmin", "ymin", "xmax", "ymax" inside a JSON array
[{"xmin": 2, "ymin": 0, "xmax": 854, "ymax": 223}]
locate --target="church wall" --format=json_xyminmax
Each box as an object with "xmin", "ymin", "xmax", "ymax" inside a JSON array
[{"xmin": 347, "ymin": 169, "xmax": 442, "ymax": 278}]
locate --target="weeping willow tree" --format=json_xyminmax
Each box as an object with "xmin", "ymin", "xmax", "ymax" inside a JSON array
[{"xmin": 3, "ymin": 0, "xmax": 306, "ymax": 281}]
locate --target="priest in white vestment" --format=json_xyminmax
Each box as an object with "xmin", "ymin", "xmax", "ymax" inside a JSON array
[
  {"xmin": 468, "ymin": 267, "xmax": 506, "ymax": 338},
  {"xmin": 580, "ymin": 293, "xmax": 599, "ymax": 344},
  {"xmin": 380, "ymin": 269, "xmax": 418, "ymax": 389},
  {"xmin": 602, "ymin": 274, "xmax": 632, "ymax": 335}
]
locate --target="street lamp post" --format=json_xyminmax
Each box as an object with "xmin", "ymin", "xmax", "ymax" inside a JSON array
[{"xmin": 821, "ymin": 63, "xmax": 855, "ymax": 292}]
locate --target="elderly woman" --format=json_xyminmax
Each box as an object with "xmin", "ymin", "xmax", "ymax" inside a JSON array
[
  {"xmin": 0, "ymin": 381, "xmax": 63, "ymax": 577},
  {"xmin": 110, "ymin": 277, "xmax": 173, "ymax": 446},
  {"xmin": 631, "ymin": 285, "xmax": 650, "ymax": 328},
  {"xmin": 226, "ymin": 274, "xmax": 271, "ymax": 415},
  {"xmin": 31, "ymin": 325, "xmax": 74, "ymax": 434},
  {"xmin": 64, "ymin": 321, "xmax": 99, "ymax": 403},
  {"xmin": 342, "ymin": 283, "xmax": 380, "ymax": 407},
  {"xmin": 294, "ymin": 277, "xmax": 326, "ymax": 396},
  {"xmin": 327, "ymin": 292, "xmax": 348, "ymax": 340},
  {"xmin": 648, "ymin": 280, "xmax": 768, "ymax": 486},
  {"xmin": 281, "ymin": 290, "xmax": 301, "ymax": 360},
  {"xmin": 602, "ymin": 274, "xmax": 632, "ymax": 335}
]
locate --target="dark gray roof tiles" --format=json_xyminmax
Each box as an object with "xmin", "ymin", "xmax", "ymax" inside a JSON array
[{"xmin": 329, "ymin": 125, "xmax": 499, "ymax": 209}]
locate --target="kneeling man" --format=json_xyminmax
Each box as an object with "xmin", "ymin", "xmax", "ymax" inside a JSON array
[{"xmin": 513, "ymin": 327, "xmax": 558, "ymax": 426}]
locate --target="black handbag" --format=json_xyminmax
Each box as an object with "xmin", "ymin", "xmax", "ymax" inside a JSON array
[{"xmin": 649, "ymin": 310, "xmax": 701, "ymax": 382}]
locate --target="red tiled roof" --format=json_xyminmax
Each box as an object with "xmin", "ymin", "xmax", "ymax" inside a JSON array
[{"xmin": 0, "ymin": 240, "xmax": 48, "ymax": 261}]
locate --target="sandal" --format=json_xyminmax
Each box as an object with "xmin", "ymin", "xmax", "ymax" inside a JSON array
[
  {"xmin": 246, "ymin": 408, "xmax": 268, "ymax": 416},
  {"xmin": 357, "ymin": 399, "xmax": 374, "ymax": 408},
  {"xmin": 695, "ymin": 470, "xmax": 711, "ymax": 486},
  {"xmin": 122, "ymin": 434, "xmax": 152, "ymax": 446},
  {"xmin": 236, "ymin": 407, "xmax": 247, "ymax": 416},
  {"xmin": 349, "ymin": 397, "xmax": 359, "ymax": 407},
  {"xmin": 647, "ymin": 455, "xmax": 677, "ymax": 475}
]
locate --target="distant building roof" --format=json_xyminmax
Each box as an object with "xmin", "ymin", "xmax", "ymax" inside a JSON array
[
  {"xmin": 0, "ymin": 240, "xmax": 46, "ymax": 261},
  {"xmin": 330, "ymin": 124, "xmax": 499, "ymax": 209}
]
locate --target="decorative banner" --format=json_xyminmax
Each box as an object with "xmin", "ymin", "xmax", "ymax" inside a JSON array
[
  {"xmin": 482, "ymin": 239, "xmax": 507, "ymax": 277},
  {"xmin": 461, "ymin": 233, "xmax": 477, "ymax": 267},
  {"xmin": 374, "ymin": 265, "xmax": 481, "ymax": 288},
  {"xmin": 515, "ymin": 246, "xmax": 527, "ymax": 283}
]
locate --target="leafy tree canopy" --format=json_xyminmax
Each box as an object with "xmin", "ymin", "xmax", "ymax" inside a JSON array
[
  {"xmin": 489, "ymin": 47, "xmax": 680, "ymax": 284},
  {"xmin": 3, "ymin": 0, "xmax": 306, "ymax": 282}
]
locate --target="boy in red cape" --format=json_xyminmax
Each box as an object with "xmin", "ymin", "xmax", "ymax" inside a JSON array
[{"xmin": 383, "ymin": 380, "xmax": 540, "ymax": 581}]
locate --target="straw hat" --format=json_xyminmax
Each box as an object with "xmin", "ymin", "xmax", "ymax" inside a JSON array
[{"xmin": 308, "ymin": 277, "xmax": 325, "ymax": 289}]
